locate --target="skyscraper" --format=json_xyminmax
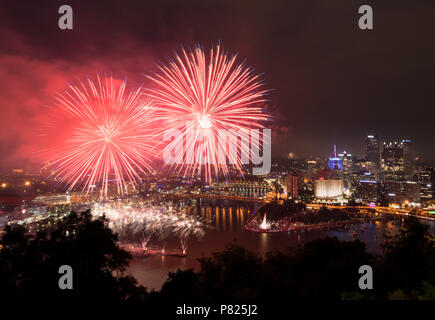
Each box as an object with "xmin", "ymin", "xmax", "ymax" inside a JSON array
[
  {"xmin": 420, "ymin": 166, "xmax": 434, "ymax": 202},
  {"xmin": 364, "ymin": 135, "xmax": 381, "ymax": 180},
  {"xmin": 328, "ymin": 145, "xmax": 343, "ymax": 172},
  {"xmin": 364, "ymin": 135, "xmax": 381, "ymax": 166},
  {"xmin": 402, "ymin": 139, "xmax": 414, "ymax": 180},
  {"xmin": 338, "ymin": 150, "xmax": 353, "ymax": 188},
  {"xmin": 338, "ymin": 151, "xmax": 352, "ymax": 175},
  {"xmin": 285, "ymin": 174, "xmax": 298, "ymax": 200},
  {"xmin": 382, "ymin": 141, "xmax": 405, "ymax": 182}
]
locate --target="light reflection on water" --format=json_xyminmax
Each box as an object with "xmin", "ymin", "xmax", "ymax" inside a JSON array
[{"xmin": 128, "ymin": 200, "xmax": 435, "ymax": 290}]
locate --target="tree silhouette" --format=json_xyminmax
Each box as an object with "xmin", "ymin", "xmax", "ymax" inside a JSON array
[
  {"xmin": 0, "ymin": 210, "xmax": 147, "ymax": 302},
  {"xmin": 1, "ymin": 210, "xmax": 433, "ymax": 302},
  {"xmin": 380, "ymin": 217, "xmax": 435, "ymax": 297}
]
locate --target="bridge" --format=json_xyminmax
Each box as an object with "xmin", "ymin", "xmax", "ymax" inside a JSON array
[
  {"xmin": 212, "ymin": 181, "xmax": 272, "ymax": 197},
  {"xmin": 162, "ymin": 193, "xmax": 269, "ymax": 203},
  {"xmin": 307, "ymin": 203, "xmax": 435, "ymax": 222}
]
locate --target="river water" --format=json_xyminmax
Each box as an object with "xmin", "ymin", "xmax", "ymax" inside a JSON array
[{"xmin": 127, "ymin": 199, "xmax": 435, "ymax": 290}]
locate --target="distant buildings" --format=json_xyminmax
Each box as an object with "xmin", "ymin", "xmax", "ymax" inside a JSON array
[
  {"xmin": 354, "ymin": 180, "xmax": 378, "ymax": 203},
  {"xmin": 364, "ymin": 135, "xmax": 381, "ymax": 178},
  {"xmin": 284, "ymin": 174, "xmax": 298, "ymax": 199},
  {"xmin": 338, "ymin": 151, "xmax": 352, "ymax": 178},
  {"xmin": 338, "ymin": 150, "xmax": 353, "ymax": 191},
  {"xmin": 327, "ymin": 145, "xmax": 343, "ymax": 172},
  {"xmin": 290, "ymin": 134, "xmax": 433, "ymax": 207},
  {"xmin": 420, "ymin": 167, "xmax": 434, "ymax": 202},
  {"xmin": 306, "ymin": 158, "xmax": 321, "ymax": 177},
  {"xmin": 402, "ymin": 181, "xmax": 420, "ymax": 203},
  {"xmin": 402, "ymin": 139, "xmax": 414, "ymax": 180},
  {"xmin": 379, "ymin": 139, "xmax": 422, "ymax": 204},
  {"xmin": 382, "ymin": 141, "xmax": 405, "ymax": 182}
]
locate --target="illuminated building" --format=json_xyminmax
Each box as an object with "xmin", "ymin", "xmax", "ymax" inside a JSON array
[
  {"xmin": 403, "ymin": 181, "xmax": 420, "ymax": 203},
  {"xmin": 382, "ymin": 141, "xmax": 405, "ymax": 182},
  {"xmin": 384, "ymin": 181, "xmax": 402, "ymax": 202},
  {"xmin": 315, "ymin": 180, "xmax": 344, "ymax": 200},
  {"xmin": 328, "ymin": 145, "xmax": 343, "ymax": 172},
  {"xmin": 420, "ymin": 166, "xmax": 434, "ymax": 202},
  {"xmin": 285, "ymin": 174, "xmax": 298, "ymax": 199},
  {"xmin": 338, "ymin": 151, "xmax": 352, "ymax": 176},
  {"xmin": 354, "ymin": 180, "xmax": 378, "ymax": 203},
  {"xmin": 360, "ymin": 161, "xmax": 380, "ymax": 182},
  {"xmin": 307, "ymin": 160, "xmax": 318, "ymax": 176},
  {"xmin": 364, "ymin": 135, "xmax": 381, "ymax": 178},
  {"xmin": 402, "ymin": 139, "xmax": 414, "ymax": 180},
  {"xmin": 338, "ymin": 150, "xmax": 353, "ymax": 189}
]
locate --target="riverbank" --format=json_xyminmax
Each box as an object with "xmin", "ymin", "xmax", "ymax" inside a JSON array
[{"xmin": 244, "ymin": 216, "xmax": 384, "ymax": 233}]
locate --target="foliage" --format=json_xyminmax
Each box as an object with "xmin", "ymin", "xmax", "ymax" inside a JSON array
[
  {"xmin": 0, "ymin": 210, "xmax": 147, "ymax": 302},
  {"xmin": 160, "ymin": 217, "xmax": 434, "ymax": 301},
  {"xmin": 1, "ymin": 211, "xmax": 433, "ymax": 302}
]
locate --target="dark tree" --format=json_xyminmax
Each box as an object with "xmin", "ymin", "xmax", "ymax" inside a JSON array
[
  {"xmin": 0, "ymin": 210, "xmax": 147, "ymax": 302},
  {"xmin": 380, "ymin": 217, "xmax": 435, "ymax": 297}
]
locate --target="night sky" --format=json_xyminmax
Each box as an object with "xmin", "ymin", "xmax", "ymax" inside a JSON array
[{"xmin": 1, "ymin": 0, "xmax": 435, "ymax": 170}]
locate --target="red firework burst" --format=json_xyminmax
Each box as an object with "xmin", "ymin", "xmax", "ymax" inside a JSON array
[
  {"xmin": 46, "ymin": 76, "xmax": 157, "ymax": 197},
  {"xmin": 146, "ymin": 45, "xmax": 270, "ymax": 181}
]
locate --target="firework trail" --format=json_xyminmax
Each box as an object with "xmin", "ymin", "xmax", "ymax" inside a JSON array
[
  {"xmin": 46, "ymin": 76, "xmax": 157, "ymax": 197},
  {"xmin": 92, "ymin": 203, "xmax": 207, "ymax": 253},
  {"xmin": 146, "ymin": 45, "xmax": 270, "ymax": 182}
]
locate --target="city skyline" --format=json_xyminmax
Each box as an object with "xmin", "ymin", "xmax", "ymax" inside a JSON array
[
  {"xmin": 1, "ymin": 0, "xmax": 435, "ymax": 170},
  {"xmin": 0, "ymin": 133, "xmax": 432, "ymax": 173},
  {"xmin": 1, "ymin": 0, "xmax": 434, "ymax": 307}
]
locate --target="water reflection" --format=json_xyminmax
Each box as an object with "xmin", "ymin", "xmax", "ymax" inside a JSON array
[
  {"xmin": 183, "ymin": 199, "xmax": 251, "ymax": 232},
  {"xmin": 128, "ymin": 200, "xmax": 435, "ymax": 291}
]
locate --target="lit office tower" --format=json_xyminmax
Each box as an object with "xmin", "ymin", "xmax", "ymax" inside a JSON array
[
  {"xmin": 402, "ymin": 139, "xmax": 413, "ymax": 180},
  {"xmin": 338, "ymin": 151, "xmax": 352, "ymax": 176},
  {"xmin": 364, "ymin": 135, "xmax": 381, "ymax": 168},
  {"xmin": 364, "ymin": 135, "xmax": 381, "ymax": 180},
  {"xmin": 328, "ymin": 145, "xmax": 343, "ymax": 172},
  {"xmin": 364, "ymin": 135, "xmax": 381, "ymax": 166},
  {"xmin": 307, "ymin": 158, "xmax": 320, "ymax": 176},
  {"xmin": 338, "ymin": 150, "xmax": 353, "ymax": 188},
  {"xmin": 420, "ymin": 166, "xmax": 434, "ymax": 202},
  {"xmin": 382, "ymin": 141, "xmax": 405, "ymax": 182},
  {"xmin": 285, "ymin": 174, "xmax": 298, "ymax": 200}
]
